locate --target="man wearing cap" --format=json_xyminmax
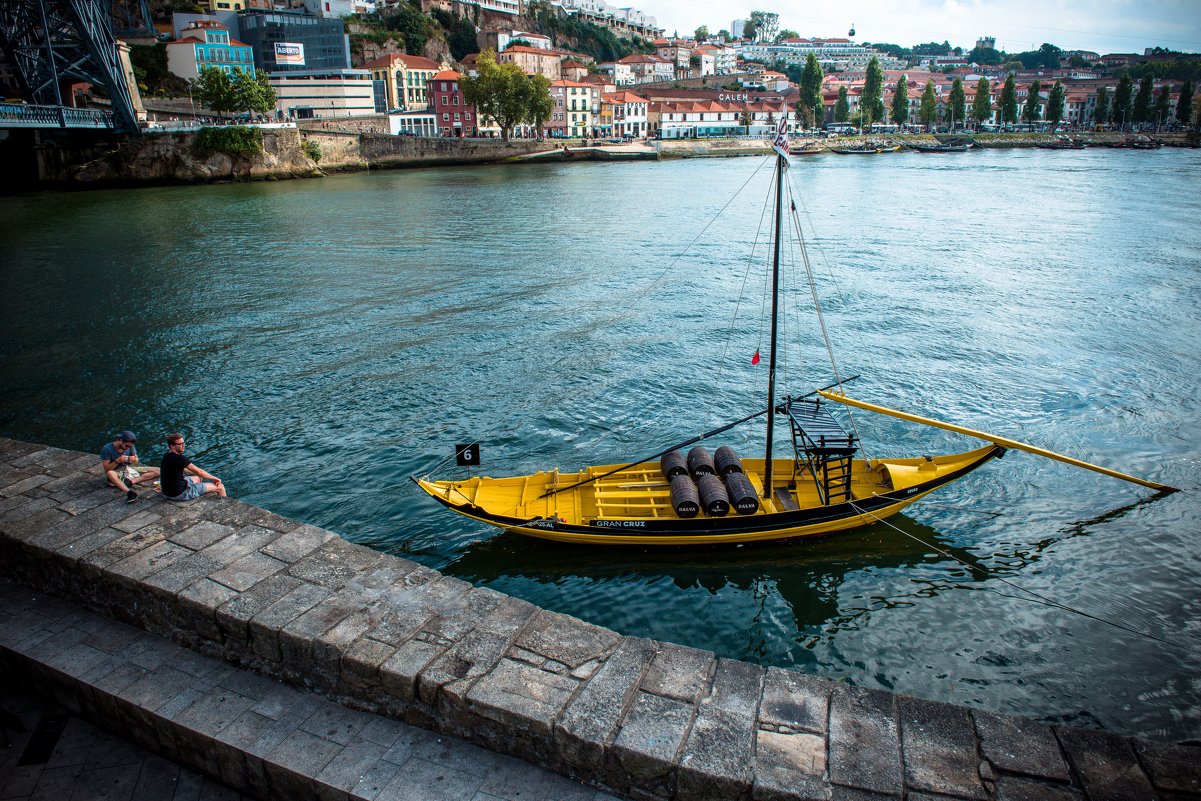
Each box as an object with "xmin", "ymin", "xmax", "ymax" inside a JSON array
[{"xmin": 100, "ymin": 431, "xmax": 160, "ymax": 504}]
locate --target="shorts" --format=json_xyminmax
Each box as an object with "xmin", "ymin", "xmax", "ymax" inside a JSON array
[{"xmin": 165, "ymin": 475, "xmax": 209, "ymax": 502}]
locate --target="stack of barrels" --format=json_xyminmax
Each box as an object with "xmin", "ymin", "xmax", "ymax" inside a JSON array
[{"xmin": 662, "ymin": 445, "xmax": 760, "ymax": 518}]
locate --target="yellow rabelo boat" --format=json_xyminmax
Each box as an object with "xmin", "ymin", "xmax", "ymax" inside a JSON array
[{"xmin": 414, "ymin": 121, "xmax": 1177, "ymax": 546}]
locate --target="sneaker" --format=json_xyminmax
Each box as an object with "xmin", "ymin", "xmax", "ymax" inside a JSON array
[{"xmin": 126, "ymin": 489, "xmax": 138, "ymax": 504}]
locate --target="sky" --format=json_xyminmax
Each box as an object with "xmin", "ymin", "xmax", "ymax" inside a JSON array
[{"xmin": 634, "ymin": 0, "xmax": 1201, "ymax": 56}]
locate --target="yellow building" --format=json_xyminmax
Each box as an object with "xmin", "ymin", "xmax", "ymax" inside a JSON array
[{"xmin": 365, "ymin": 53, "xmax": 442, "ymax": 112}]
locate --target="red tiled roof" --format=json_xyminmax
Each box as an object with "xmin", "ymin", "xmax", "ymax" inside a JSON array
[
  {"xmin": 504, "ymin": 45, "xmax": 555, "ymax": 56},
  {"xmin": 604, "ymin": 91, "xmax": 648, "ymax": 102}
]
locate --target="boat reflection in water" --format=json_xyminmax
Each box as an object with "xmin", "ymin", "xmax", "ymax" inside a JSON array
[
  {"xmin": 436, "ymin": 512, "xmax": 990, "ymax": 659},
  {"xmin": 432, "ymin": 488, "xmax": 1177, "ymax": 670}
]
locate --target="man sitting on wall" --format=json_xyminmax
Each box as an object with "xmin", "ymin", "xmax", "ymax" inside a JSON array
[
  {"xmin": 160, "ymin": 433, "xmax": 226, "ymax": 502},
  {"xmin": 100, "ymin": 430, "xmax": 160, "ymax": 504}
]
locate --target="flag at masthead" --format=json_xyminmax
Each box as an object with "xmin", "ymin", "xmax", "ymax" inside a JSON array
[{"xmin": 771, "ymin": 114, "xmax": 790, "ymax": 158}]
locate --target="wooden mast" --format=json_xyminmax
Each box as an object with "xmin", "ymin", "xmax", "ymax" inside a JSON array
[{"xmin": 762, "ymin": 149, "xmax": 785, "ymax": 499}]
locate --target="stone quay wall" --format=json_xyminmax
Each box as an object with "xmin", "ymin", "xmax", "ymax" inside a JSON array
[
  {"xmin": 0, "ymin": 437, "xmax": 1197, "ymax": 801},
  {"xmin": 303, "ymin": 130, "xmax": 555, "ymax": 171}
]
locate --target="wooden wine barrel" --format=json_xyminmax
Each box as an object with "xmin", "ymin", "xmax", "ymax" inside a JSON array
[
  {"xmin": 724, "ymin": 472, "xmax": 760, "ymax": 515},
  {"xmin": 713, "ymin": 445, "xmax": 744, "ymax": 476},
  {"xmin": 669, "ymin": 474, "xmax": 700, "ymax": 518},
  {"xmin": 660, "ymin": 450, "xmax": 688, "ymax": 479},
  {"xmin": 687, "ymin": 446, "xmax": 716, "ymax": 477},
  {"xmin": 697, "ymin": 473, "xmax": 731, "ymax": 517}
]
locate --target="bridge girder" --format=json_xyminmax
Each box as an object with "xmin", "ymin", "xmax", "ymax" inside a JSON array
[{"xmin": 0, "ymin": 0, "xmax": 142, "ymax": 134}]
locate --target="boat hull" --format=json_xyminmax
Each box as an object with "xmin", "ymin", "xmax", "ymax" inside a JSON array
[{"xmin": 415, "ymin": 445, "xmax": 1004, "ymax": 546}]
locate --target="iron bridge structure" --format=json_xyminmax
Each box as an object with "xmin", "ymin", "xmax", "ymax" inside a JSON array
[{"xmin": 0, "ymin": 0, "xmax": 153, "ymax": 135}]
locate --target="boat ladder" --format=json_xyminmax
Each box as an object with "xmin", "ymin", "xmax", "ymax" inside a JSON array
[{"xmin": 786, "ymin": 399, "xmax": 859, "ymax": 506}]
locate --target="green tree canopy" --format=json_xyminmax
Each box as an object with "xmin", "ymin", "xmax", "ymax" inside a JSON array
[
  {"xmin": 949, "ymin": 76, "xmax": 965, "ymax": 127},
  {"xmin": 430, "ymin": 9, "xmax": 478, "ymax": 61},
  {"xmin": 778, "ymin": 29, "xmax": 798, "ymax": 41},
  {"xmin": 918, "ymin": 80, "xmax": 937, "ymax": 127},
  {"xmin": 460, "ymin": 50, "xmax": 551, "ymax": 140},
  {"xmin": 521, "ymin": 72, "xmax": 553, "ymax": 133},
  {"xmin": 1177, "ymin": 80, "xmax": 1195, "ymax": 125},
  {"xmin": 1022, "ymin": 79, "xmax": 1041, "ymax": 122},
  {"xmin": 971, "ymin": 77, "xmax": 992, "ymax": 125},
  {"xmin": 890, "ymin": 76, "xmax": 909, "ymax": 124},
  {"xmin": 384, "ymin": 2, "xmax": 433, "ymax": 55},
  {"xmin": 1013, "ymin": 43, "xmax": 1062, "ymax": 69},
  {"xmin": 1132, "ymin": 73, "xmax": 1154, "ymax": 123},
  {"xmin": 232, "ymin": 70, "xmax": 277, "ymax": 116},
  {"xmin": 1094, "ymin": 86, "xmax": 1110, "ymax": 127},
  {"xmin": 834, "ymin": 85, "xmax": 849, "ymax": 122},
  {"xmin": 741, "ymin": 19, "xmax": 757, "ymax": 41},
  {"xmin": 862, "ymin": 56, "xmax": 885, "ymax": 127},
  {"xmin": 799, "ymin": 53, "xmax": 824, "ymax": 127},
  {"xmin": 1113, "ymin": 72, "xmax": 1133, "ymax": 127},
  {"xmin": 694, "ymin": 25, "xmax": 708, "ymax": 41},
  {"xmin": 193, "ymin": 67, "xmax": 235, "ymax": 118},
  {"xmin": 966, "ymin": 45, "xmax": 1003, "ymax": 65},
  {"xmin": 999, "ymin": 73, "xmax": 1018, "ymax": 124},
  {"xmin": 913, "ymin": 40, "xmax": 952, "ymax": 55},
  {"xmin": 1045, "ymin": 80, "xmax": 1065, "ymax": 126}
]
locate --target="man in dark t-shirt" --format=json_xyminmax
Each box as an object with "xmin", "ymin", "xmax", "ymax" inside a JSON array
[{"xmin": 160, "ymin": 433, "xmax": 226, "ymax": 502}]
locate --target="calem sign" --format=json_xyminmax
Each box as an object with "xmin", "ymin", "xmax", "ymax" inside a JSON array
[{"xmin": 274, "ymin": 42, "xmax": 305, "ymax": 66}]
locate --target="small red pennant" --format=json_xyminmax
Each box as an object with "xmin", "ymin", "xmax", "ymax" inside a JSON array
[{"xmin": 751, "ymin": 350, "xmax": 761, "ymax": 365}]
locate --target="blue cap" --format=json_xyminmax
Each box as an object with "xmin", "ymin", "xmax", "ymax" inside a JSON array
[{"xmin": 119, "ymin": 430, "xmax": 137, "ymax": 443}]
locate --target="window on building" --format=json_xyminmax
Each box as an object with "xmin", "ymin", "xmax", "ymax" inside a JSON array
[{"xmin": 443, "ymin": 113, "xmax": 449, "ymax": 120}]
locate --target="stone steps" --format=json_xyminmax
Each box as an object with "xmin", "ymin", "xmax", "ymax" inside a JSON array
[{"xmin": 0, "ymin": 579, "xmax": 616, "ymax": 801}]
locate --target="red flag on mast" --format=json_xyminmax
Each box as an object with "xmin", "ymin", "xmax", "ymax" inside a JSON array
[{"xmin": 751, "ymin": 350, "xmax": 761, "ymax": 365}]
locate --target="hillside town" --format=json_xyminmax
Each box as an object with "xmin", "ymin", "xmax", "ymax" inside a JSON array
[{"xmin": 133, "ymin": 0, "xmax": 1200, "ymax": 138}]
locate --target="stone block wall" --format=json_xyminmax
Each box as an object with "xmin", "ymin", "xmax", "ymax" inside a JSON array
[
  {"xmin": 303, "ymin": 130, "xmax": 553, "ymax": 170},
  {"xmin": 1, "ymin": 437, "xmax": 1197, "ymax": 801}
]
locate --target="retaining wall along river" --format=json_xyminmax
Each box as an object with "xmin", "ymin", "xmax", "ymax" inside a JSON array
[{"xmin": 1, "ymin": 438, "xmax": 1197, "ymax": 800}]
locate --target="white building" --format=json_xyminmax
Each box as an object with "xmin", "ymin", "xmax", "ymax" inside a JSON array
[
  {"xmin": 549, "ymin": 0, "xmax": 661, "ymax": 36},
  {"xmin": 697, "ymin": 44, "xmax": 736, "ymax": 75},
  {"xmin": 497, "ymin": 31, "xmax": 552, "ymax": 51},
  {"xmin": 388, "ymin": 110, "xmax": 437, "ymax": 136},
  {"xmin": 302, "ymin": 0, "xmax": 376, "ymax": 16},
  {"xmin": 269, "ymin": 69, "xmax": 376, "ymax": 118},
  {"xmin": 604, "ymin": 90, "xmax": 648, "ymax": 137},
  {"xmin": 738, "ymin": 38, "xmax": 905, "ymax": 72}
]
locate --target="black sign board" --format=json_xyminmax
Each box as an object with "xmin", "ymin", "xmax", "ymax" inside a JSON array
[{"xmin": 455, "ymin": 443, "xmax": 481, "ymax": 466}]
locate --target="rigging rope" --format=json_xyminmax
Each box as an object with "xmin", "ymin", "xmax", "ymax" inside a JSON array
[
  {"xmin": 419, "ymin": 157, "xmax": 779, "ymax": 479},
  {"xmin": 783, "ymin": 172, "xmax": 872, "ymax": 461},
  {"xmin": 847, "ymin": 500, "xmax": 1197, "ymax": 652},
  {"xmin": 715, "ymin": 156, "xmax": 777, "ymax": 391}
]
